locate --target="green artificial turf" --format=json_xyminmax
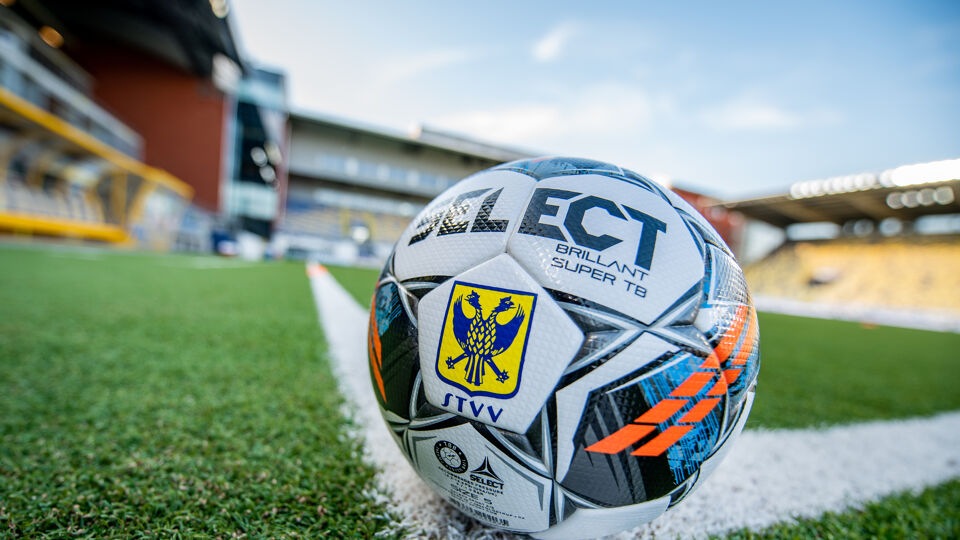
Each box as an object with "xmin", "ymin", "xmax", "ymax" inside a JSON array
[
  {"xmin": 749, "ymin": 312, "xmax": 960, "ymax": 429},
  {"xmin": 0, "ymin": 247, "xmax": 398, "ymax": 538},
  {"xmin": 3, "ymin": 246, "xmax": 959, "ymax": 539},
  {"xmin": 722, "ymin": 479, "xmax": 960, "ymax": 539},
  {"xmin": 325, "ymin": 263, "xmax": 960, "ymax": 430},
  {"xmin": 325, "ymin": 265, "xmax": 381, "ymax": 309}
]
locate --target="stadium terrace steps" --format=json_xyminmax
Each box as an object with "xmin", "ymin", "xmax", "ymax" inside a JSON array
[
  {"xmin": 308, "ymin": 263, "xmax": 960, "ymax": 539},
  {"xmin": 0, "ymin": 178, "xmax": 130, "ymax": 242},
  {"xmin": 2, "ymin": 178, "xmax": 102, "ymax": 223},
  {"xmin": 280, "ymin": 205, "xmax": 409, "ymax": 244},
  {"xmin": 745, "ymin": 237, "xmax": 960, "ymax": 314},
  {"xmin": 281, "ymin": 207, "xmax": 342, "ymax": 236}
]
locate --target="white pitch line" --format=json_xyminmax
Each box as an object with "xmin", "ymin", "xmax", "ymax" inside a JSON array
[
  {"xmin": 307, "ymin": 264, "xmax": 960, "ymax": 539},
  {"xmin": 162, "ymin": 258, "xmax": 267, "ymax": 269},
  {"xmin": 754, "ymin": 295, "xmax": 960, "ymax": 334}
]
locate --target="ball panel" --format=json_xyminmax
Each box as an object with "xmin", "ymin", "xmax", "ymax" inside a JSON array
[
  {"xmin": 685, "ymin": 389, "xmax": 755, "ymax": 501},
  {"xmin": 628, "ymin": 352, "xmax": 724, "ymax": 488},
  {"xmin": 553, "ymin": 333, "xmax": 680, "ymax": 486},
  {"xmin": 493, "ymin": 156, "xmax": 628, "ymax": 180},
  {"xmin": 405, "ymin": 422, "xmax": 553, "ymax": 533},
  {"xmin": 559, "ymin": 341, "xmax": 725, "ymax": 506},
  {"xmin": 662, "ymin": 187, "xmax": 734, "ymax": 255},
  {"xmin": 530, "ymin": 494, "xmax": 670, "ymax": 540},
  {"xmin": 507, "ymin": 174, "xmax": 705, "ymax": 326},
  {"xmin": 369, "ymin": 274, "xmax": 423, "ymax": 419},
  {"xmin": 393, "ymin": 170, "xmax": 536, "ymax": 281},
  {"xmin": 701, "ymin": 244, "xmax": 751, "ymax": 309},
  {"xmin": 694, "ymin": 245, "xmax": 760, "ymax": 420},
  {"xmin": 417, "ymin": 253, "xmax": 584, "ymax": 434}
]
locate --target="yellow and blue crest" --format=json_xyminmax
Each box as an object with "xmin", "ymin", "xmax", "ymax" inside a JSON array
[{"xmin": 436, "ymin": 281, "xmax": 537, "ymax": 399}]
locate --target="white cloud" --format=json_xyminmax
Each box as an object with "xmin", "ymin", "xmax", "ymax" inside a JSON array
[
  {"xmin": 703, "ymin": 99, "xmax": 842, "ymax": 132},
  {"xmin": 532, "ymin": 23, "xmax": 578, "ymax": 62},
  {"xmin": 430, "ymin": 85, "xmax": 661, "ymax": 147},
  {"xmin": 377, "ymin": 49, "xmax": 471, "ymax": 84},
  {"xmin": 431, "ymin": 105, "xmax": 561, "ymax": 143},
  {"xmin": 703, "ymin": 101, "xmax": 801, "ymax": 131}
]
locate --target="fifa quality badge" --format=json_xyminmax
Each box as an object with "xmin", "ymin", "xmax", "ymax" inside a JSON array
[{"xmin": 435, "ymin": 281, "xmax": 537, "ymax": 399}]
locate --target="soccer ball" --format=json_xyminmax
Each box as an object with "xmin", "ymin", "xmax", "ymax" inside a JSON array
[{"xmin": 368, "ymin": 157, "xmax": 759, "ymax": 538}]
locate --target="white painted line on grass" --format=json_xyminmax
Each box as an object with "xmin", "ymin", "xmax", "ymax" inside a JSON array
[
  {"xmin": 754, "ymin": 295, "xmax": 960, "ymax": 334},
  {"xmin": 162, "ymin": 258, "xmax": 267, "ymax": 269},
  {"xmin": 308, "ymin": 264, "xmax": 960, "ymax": 539}
]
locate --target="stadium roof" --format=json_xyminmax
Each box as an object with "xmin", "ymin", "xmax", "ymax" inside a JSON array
[
  {"xmin": 722, "ymin": 159, "xmax": 960, "ymax": 228},
  {"xmin": 10, "ymin": 0, "xmax": 243, "ymax": 77},
  {"xmin": 290, "ymin": 110, "xmax": 533, "ymax": 164},
  {"xmin": 412, "ymin": 126, "xmax": 536, "ymax": 163}
]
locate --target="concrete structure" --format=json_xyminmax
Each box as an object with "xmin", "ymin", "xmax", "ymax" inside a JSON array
[
  {"xmin": 718, "ymin": 158, "xmax": 960, "ymax": 263},
  {"xmin": 279, "ymin": 113, "xmax": 530, "ymax": 264},
  {"xmin": 0, "ymin": 2, "xmax": 196, "ymax": 248},
  {"xmin": 0, "ymin": 0, "xmax": 289, "ymax": 253}
]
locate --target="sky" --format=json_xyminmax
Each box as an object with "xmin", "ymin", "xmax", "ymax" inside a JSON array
[{"xmin": 230, "ymin": 0, "xmax": 959, "ymax": 198}]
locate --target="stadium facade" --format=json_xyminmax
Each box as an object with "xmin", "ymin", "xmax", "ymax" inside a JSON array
[
  {"xmin": 0, "ymin": 0, "xmax": 287, "ymax": 252},
  {"xmin": 279, "ymin": 115, "xmax": 531, "ymax": 265}
]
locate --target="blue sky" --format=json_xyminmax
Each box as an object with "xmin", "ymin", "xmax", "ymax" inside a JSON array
[{"xmin": 231, "ymin": 0, "xmax": 959, "ymax": 197}]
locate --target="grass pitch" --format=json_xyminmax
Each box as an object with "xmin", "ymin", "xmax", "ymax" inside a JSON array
[
  {"xmin": 2, "ymin": 246, "xmax": 958, "ymax": 538},
  {"xmin": 0, "ymin": 247, "xmax": 395, "ymax": 538},
  {"xmin": 725, "ymin": 479, "xmax": 960, "ymax": 539}
]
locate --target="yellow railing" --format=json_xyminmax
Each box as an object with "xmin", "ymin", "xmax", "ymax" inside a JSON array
[{"xmin": 0, "ymin": 85, "xmax": 193, "ymax": 247}]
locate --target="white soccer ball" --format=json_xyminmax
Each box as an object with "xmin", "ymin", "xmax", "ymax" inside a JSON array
[{"xmin": 368, "ymin": 157, "xmax": 759, "ymax": 538}]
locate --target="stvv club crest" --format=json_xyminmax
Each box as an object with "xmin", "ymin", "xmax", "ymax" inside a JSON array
[{"xmin": 436, "ymin": 281, "xmax": 537, "ymax": 399}]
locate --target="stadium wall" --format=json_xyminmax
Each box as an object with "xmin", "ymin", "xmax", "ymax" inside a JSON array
[
  {"xmin": 73, "ymin": 46, "xmax": 229, "ymax": 213},
  {"xmin": 288, "ymin": 119, "xmax": 498, "ymax": 199},
  {"xmin": 279, "ymin": 113, "xmax": 524, "ymax": 264}
]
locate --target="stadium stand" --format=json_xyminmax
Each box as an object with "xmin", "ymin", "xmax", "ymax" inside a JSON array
[
  {"xmin": 2, "ymin": 174, "xmax": 100, "ymax": 223},
  {"xmin": 0, "ymin": 2, "xmax": 232, "ymax": 248},
  {"xmin": 280, "ymin": 115, "xmax": 533, "ymax": 264},
  {"xmin": 0, "ymin": 1, "xmax": 289, "ymax": 253},
  {"xmin": 0, "ymin": 84, "xmax": 193, "ymax": 246},
  {"xmin": 723, "ymin": 160, "xmax": 960, "ymax": 314},
  {"xmin": 745, "ymin": 236, "xmax": 960, "ymax": 311},
  {"xmin": 280, "ymin": 207, "xmax": 411, "ymax": 247}
]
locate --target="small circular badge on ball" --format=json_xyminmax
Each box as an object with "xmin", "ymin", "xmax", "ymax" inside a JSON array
[{"xmin": 434, "ymin": 440, "xmax": 468, "ymax": 473}]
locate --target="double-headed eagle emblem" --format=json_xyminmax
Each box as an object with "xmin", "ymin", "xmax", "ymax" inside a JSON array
[
  {"xmin": 436, "ymin": 281, "xmax": 536, "ymax": 398},
  {"xmin": 447, "ymin": 290, "xmax": 526, "ymax": 387}
]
